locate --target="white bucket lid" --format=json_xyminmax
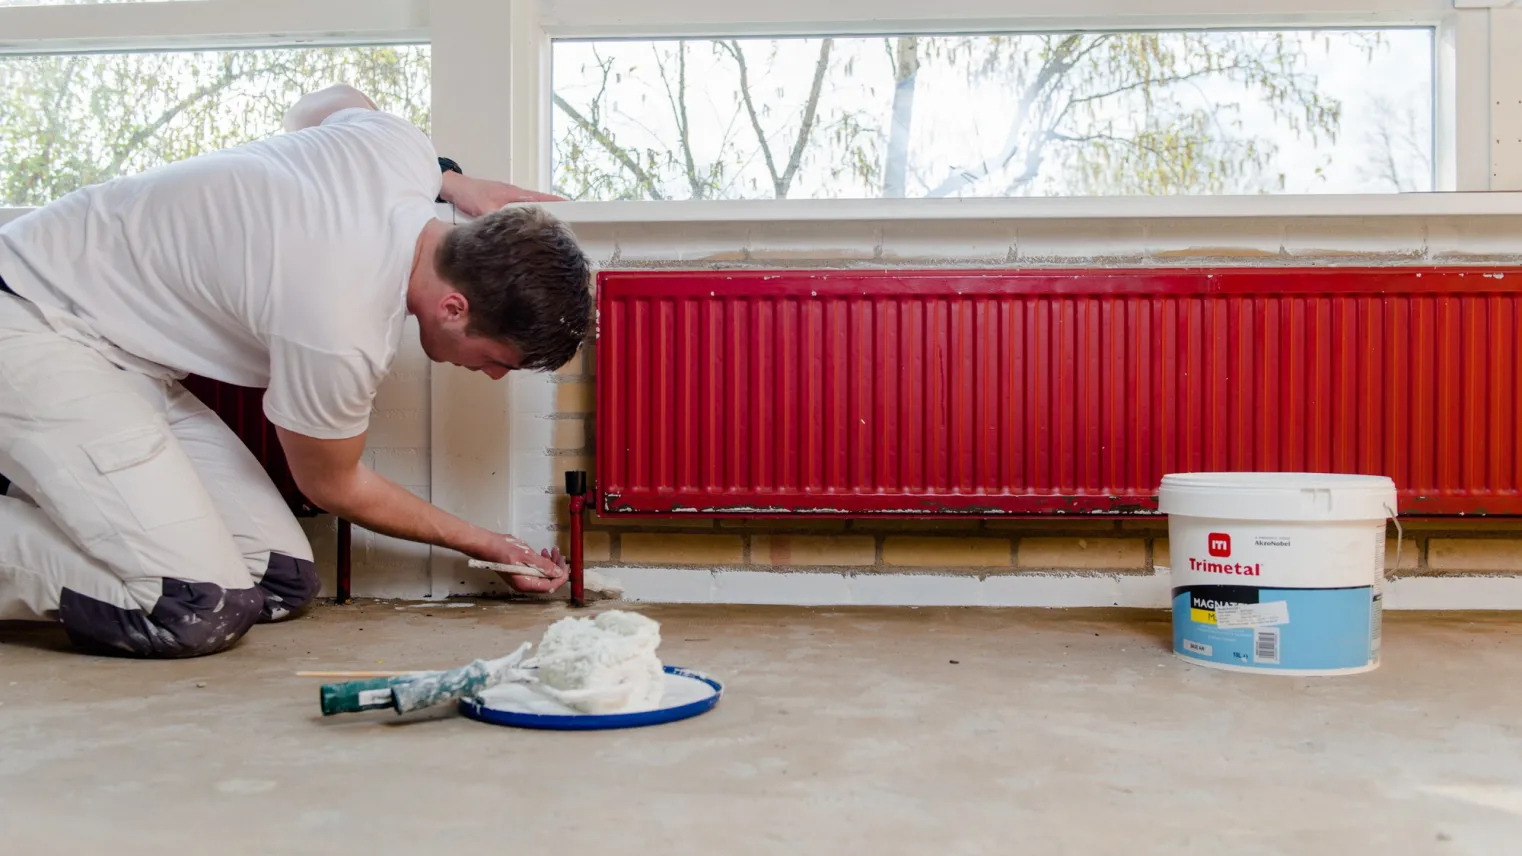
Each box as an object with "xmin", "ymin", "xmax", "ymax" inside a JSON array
[{"xmin": 1158, "ymin": 472, "xmax": 1398, "ymax": 522}]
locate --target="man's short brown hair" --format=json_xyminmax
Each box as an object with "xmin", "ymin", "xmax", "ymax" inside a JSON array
[{"xmin": 435, "ymin": 206, "xmax": 592, "ymax": 371}]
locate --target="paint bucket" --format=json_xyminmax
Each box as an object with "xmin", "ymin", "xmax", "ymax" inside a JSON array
[{"xmin": 1158, "ymin": 472, "xmax": 1398, "ymax": 676}]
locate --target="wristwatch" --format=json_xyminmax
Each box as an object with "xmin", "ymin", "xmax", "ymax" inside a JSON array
[{"xmin": 437, "ymin": 156, "xmax": 462, "ymax": 203}]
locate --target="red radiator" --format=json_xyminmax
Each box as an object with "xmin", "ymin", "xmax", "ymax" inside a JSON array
[{"xmin": 595, "ymin": 268, "xmax": 1522, "ymax": 518}]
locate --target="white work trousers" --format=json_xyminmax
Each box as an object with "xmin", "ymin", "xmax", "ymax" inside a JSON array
[{"xmin": 0, "ymin": 292, "xmax": 319, "ymax": 658}]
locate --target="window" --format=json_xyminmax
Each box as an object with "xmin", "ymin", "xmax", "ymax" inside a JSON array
[
  {"xmin": 0, "ymin": 45, "xmax": 430, "ymax": 205},
  {"xmin": 551, "ymin": 29, "xmax": 1433, "ymax": 201}
]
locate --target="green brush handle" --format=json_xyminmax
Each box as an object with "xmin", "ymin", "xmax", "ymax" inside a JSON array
[{"xmin": 320, "ymin": 677, "xmax": 406, "ymax": 716}]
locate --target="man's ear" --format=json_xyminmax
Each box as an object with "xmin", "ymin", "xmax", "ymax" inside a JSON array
[{"xmin": 439, "ymin": 291, "xmax": 470, "ymax": 323}]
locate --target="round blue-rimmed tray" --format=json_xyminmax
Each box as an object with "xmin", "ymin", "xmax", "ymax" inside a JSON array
[{"xmin": 459, "ymin": 666, "xmax": 722, "ymax": 731}]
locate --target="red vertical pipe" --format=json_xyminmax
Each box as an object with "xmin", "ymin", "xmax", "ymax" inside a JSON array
[{"xmin": 569, "ymin": 494, "xmax": 586, "ymax": 607}]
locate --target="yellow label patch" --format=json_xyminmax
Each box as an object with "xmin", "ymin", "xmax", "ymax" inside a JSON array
[{"xmin": 1190, "ymin": 607, "xmax": 1217, "ymax": 625}]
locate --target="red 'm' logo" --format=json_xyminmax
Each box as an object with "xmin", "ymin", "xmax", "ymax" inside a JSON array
[{"xmin": 1208, "ymin": 533, "xmax": 1231, "ymax": 557}]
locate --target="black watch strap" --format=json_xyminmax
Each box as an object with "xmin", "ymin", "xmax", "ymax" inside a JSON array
[{"xmin": 437, "ymin": 157, "xmax": 462, "ymax": 203}]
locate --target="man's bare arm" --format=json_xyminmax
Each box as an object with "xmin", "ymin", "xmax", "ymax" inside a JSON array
[
  {"xmin": 275, "ymin": 426, "xmax": 566, "ymax": 592},
  {"xmin": 283, "ymin": 84, "xmax": 377, "ymax": 133},
  {"xmin": 438, "ymin": 172, "xmax": 566, "ymax": 217}
]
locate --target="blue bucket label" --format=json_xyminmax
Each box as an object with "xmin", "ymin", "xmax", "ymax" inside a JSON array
[{"xmin": 1172, "ymin": 584, "xmax": 1378, "ymax": 671}]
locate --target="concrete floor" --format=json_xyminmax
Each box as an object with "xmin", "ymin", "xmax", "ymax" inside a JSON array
[{"xmin": 1, "ymin": 603, "xmax": 1520, "ymax": 855}]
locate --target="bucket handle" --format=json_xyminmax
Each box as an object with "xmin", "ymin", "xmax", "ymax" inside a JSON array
[{"xmin": 1385, "ymin": 503, "xmax": 1403, "ymax": 577}]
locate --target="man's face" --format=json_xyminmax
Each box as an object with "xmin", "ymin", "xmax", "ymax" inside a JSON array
[{"xmin": 417, "ymin": 291, "xmax": 525, "ymax": 381}]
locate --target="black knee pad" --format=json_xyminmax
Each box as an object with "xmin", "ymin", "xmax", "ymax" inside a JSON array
[
  {"xmin": 258, "ymin": 553, "xmax": 321, "ymax": 622},
  {"xmin": 58, "ymin": 580, "xmax": 263, "ymax": 659}
]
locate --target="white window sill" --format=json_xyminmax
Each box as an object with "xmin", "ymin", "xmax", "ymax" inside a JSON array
[{"xmin": 543, "ymin": 192, "xmax": 1522, "ymax": 224}]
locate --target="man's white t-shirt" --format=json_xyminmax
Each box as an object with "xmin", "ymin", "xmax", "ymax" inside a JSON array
[{"xmin": 0, "ymin": 108, "xmax": 441, "ymax": 440}]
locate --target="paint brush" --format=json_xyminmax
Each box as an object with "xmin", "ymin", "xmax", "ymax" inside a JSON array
[{"xmin": 319, "ymin": 642, "xmax": 533, "ymax": 716}]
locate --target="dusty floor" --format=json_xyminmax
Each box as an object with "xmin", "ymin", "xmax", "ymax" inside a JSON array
[{"xmin": 1, "ymin": 603, "xmax": 1520, "ymax": 855}]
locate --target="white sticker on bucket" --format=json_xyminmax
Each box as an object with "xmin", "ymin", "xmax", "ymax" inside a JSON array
[{"xmin": 1214, "ymin": 601, "xmax": 1290, "ymax": 629}]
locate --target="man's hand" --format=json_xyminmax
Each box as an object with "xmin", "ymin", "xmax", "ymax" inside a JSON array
[
  {"xmin": 440, "ymin": 172, "xmax": 566, "ymax": 218},
  {"xmin": 275, "ymin": 426, "xmax": 567, "ymax": 594},
  {"xmin": 476, "ymin": 538, "xmax": 571, "ymax": 594}
]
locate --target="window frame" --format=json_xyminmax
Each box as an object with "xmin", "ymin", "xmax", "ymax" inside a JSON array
[
  {"xmin": 0, "ymin": 0, "xmax": 1489, "ymax": 199},
  {"xmin": 534, "ymin": 0, "xmax": 1474, "ymax": 198}
]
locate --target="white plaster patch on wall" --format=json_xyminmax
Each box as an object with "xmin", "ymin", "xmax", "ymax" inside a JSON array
[
  {"xmin": 715, "ymin": 570, "xmax": 854, "ymax": 605},
  {"xmin": 1383, "ymin": 575, "xmax": 1522, "ymax": 610},
  {"xmin": 371, "ymin": 447, "xmax": 429, "ymax": 485},
  {"xmin": 878, "ymin": 220, "xmax": 1016, "ymax": 262},
  {"xmin": 1143, "ymin": 219, "xmax": 1285, "ymax": 260},
  {"xmin": 1281, "ymin": 216, "xmax": 1426, "ymax": 258},
  {"xmin": 365, "ymin": 407, "xmax": 429, "ymax": 449},
  {"xmin": 746, "ymin": 221, "xmax": 883, "ymax": 262},
  {"xmin": 588, "ymin": 566, "xmax": 1522, "ymax": 610},
  {"xmin": 361, "ymin": 530, "xmax": 433, "ymax": 598},
  {"xmin": 433, "ymin": 551, "xmax": 502, "ymax": 599},
  {"xmin": 1016, "ymin": 218, "xmax": 1150, "ymax": 264},
  {"xmin": 602, "ymin": 566, "xmax": 718, "ymax": 603},
  {"xmin": 983, "ymin": 570, "xmax": 1170, "ymax": 608},
  {"xmin": 565, "ymin": 222, "xmax": 617, "ymax": 267},
  {"xmin": 582, "ymin": 212, "xmax": 1522, "ymax": 271},
  {"xmin": 852, "ymin": 572, "xmax": 987, "ymax": 607},
  {"xmin": 1426, "ymin": 215, "xmax": 1522, "ymax": 258},
  {"xmin": 508, "ymin": 448, "xmax": 556, "ymax": 493},
  {"xmin": 613, "ymin": 222, "xmax": 751, "ymax": 263},
  {"xmin": 509, "ymin": 372, "xmax": 560, "ymax": 417}
]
